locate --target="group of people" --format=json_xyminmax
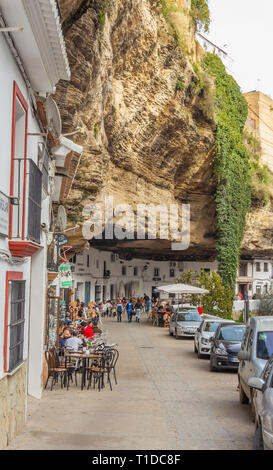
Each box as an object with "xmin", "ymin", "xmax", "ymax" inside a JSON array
[{"xmin": 58, "ymin": 300, "xmax": 103, "ymax": 352}]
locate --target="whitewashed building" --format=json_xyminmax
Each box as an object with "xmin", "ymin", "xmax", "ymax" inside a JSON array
[
  {"xmin": 67, "ymin": 247, "xmax": 218, "ymax": 303},
  {"xmin": 0, "ymin": 0, "xmax": 78, "ymax": 449},
  {"xmin": 67, "ymin": 248, "xmax": 273, "ymax": 304}
]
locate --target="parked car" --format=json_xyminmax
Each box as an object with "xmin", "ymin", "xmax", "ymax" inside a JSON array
[
  {"xmin": 248, "ymin": 354, "xmax": 273, "ymax": 450},
  {"xmin": 210, "ymin": 323, "xmax": 246, "ymax": 371},
  {"xmin": 194, "ymin": 318, "xmax": 235, "ymax": 358},
  {"xmin": 238, "ymin": 316, "xmax": 273, "ymax": 420},
  {"xmin": 169, "ymin": 308, "xmax": 202, "ymax": 339}
]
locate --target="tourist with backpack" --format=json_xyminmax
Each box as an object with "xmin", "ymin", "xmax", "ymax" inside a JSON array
[
  {"xmin": 126, "ymin": 299, "xmax": 134, "ymax": 322},
  {"xmin": 116, "ymin": 300, "xmax": 123, "ymax": 322}
]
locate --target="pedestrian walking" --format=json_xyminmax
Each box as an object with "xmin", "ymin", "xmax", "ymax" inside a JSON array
[
  {"xmin": 144, "ymin": 293, "xmax": 150, "ymax": 314},
  {"xmin": 135, "ymin": 298, "xmax": 143, "ymax": 323},
  {"xmin": 116, "ymin": 300, "xmax": 123, "ymax": 322},
  {"xmin": 126, "ymin": 299, "xmax": 134, "ymax": 322}
]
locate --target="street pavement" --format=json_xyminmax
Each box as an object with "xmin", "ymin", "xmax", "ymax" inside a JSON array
[{"xmin": 7, "ymin": 316, "xmax": 254, "ymax": 450}]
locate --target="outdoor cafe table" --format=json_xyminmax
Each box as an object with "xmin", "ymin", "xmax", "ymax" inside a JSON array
[{"xmin": 64, "ymin": 351, "xmax": 104, "ymax": 390}]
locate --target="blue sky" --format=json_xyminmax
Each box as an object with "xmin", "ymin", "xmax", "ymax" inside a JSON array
[{"xmin": 207, "ymin": 0, "xmax": 273, "ymax": 97}]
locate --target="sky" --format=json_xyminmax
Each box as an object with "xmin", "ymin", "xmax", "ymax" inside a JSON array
[{"xmin": 206, "ymin": 0, "xmax": 273, "ymax": 97}]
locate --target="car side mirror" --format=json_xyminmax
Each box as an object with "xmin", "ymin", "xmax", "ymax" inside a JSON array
[
  {"xmin": 248, "ymin": 377, "xmax": 265, "ymax": 392},
  {"xmin": 238, "ymin": 350, "xmax": 250, "ymax": 361}
]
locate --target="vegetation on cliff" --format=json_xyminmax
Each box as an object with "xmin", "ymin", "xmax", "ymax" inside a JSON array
[
  {"xmin": 203, "ymin": 53, "xmax": 251, "ymax": 292},
  {"xmin": 190, "ymin": 0, "xmax": 210, "ymax": 32}
]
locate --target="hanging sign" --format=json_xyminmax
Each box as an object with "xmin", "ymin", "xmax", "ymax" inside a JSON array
[
  {"xmin": 54, "ymin": 233, "xmax": 69, "ymax": 247},
  {"xmin": 59, "ymin": 265, "xmax": 72, "ymax": 287}
]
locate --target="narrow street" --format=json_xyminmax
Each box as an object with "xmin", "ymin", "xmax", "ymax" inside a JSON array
[{"xmin": 7, "ymin": 317, "xmax": 253, "ymax": 450}]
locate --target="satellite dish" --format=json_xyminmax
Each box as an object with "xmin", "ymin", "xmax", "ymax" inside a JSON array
[
  {"xmin": 56, "ymin": 205, "xmax": 67, "ymax": 231},
  {"xmin": 46, "ymin": 96, "xmax": 62, "ymax": 138}
]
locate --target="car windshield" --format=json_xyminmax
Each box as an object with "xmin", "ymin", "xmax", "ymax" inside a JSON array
[
  {"xmin": 257, "ymin": 331, "xmax": 273, "ymax": 360},
  {"xmin": 218, "ymin": 325, "xmax": 245, "ymax": 341},
  {"xmin": 204, "ymin": 321, "xmax": 221, "ymax": 332},
  {"xmin": 177, "ymin": 312, "xmax": 200, "ymax": 322}
]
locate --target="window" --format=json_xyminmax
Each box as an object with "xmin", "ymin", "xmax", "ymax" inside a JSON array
[
  {"xmin": 38, "ymin": 142, "xmax": 49, "ymax": 190},
  {"xmin": 7, "ymin": 280, "xmax": 25, "ymax": 372},
  {"xmin": 264, "ymin": 263, "xmax": 268, "ymax": 272},
  {"xmin": 96, "ymin": 260, "xmax": 99, "ymax": 269},
  {"xmin": 134, "ymin": 267, "xmax": 138, "ymax": 276},
  {"xmin": 71, "ymin": 254, "xmax": 77, "ymax": 264},
  {"xmin": 154, "ymin": 268, "xmax": 159, "ymax": 277},
  {"xmin": 256, "ymin": 285, "xmax": 262, "ymax": 295},
  {"xmin": 28, "ymin": 159, "xmax": 42, "ymax": 243},
  {"xmin": 170, "ymin": 269, "xmax": 175, "ymax": 277},
  {"xmin": 87, "ymin": 255, "xmax": 89, "ymax": 267},
  {"xmin": 256, "ymin": 262, "xmax": 261, "ymax": 272},
  {"xmin": 122, "ymin": 266, "xmax": 126, "ymax": 276},
  {"xmin": 247, "ymin": 329, "xmax": 254, "ymax": 354},
  {"xmin": 257, "ymin": 332, "xmax": 273, "ymax": 360},
  {"xmin": 239, "ymin": 264, "xmax": 247, "ymax": 277}
]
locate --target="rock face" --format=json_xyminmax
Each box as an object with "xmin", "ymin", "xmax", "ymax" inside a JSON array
[
  {"xmin": 54, "ymin": 0, "xmax": 273, "ymax": 261},
  {"xmin": 54, "ymin": 0, "xmax": 216, "ymax": 259}
]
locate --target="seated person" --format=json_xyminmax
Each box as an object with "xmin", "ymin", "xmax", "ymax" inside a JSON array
[
  {"xmin": 82, "ymin": 320, "xmax": 94, "ymax": 340},
  {"xmin": 65, "ymin": 331, "xmax": 84, "ymax": 351},
  {"xmin": 92, "ymin": 320, "xmax": 102, "ymax": 335},
  {"xmin": 59, "ymin": 328, "xmax": 71, "ymax": 350}
]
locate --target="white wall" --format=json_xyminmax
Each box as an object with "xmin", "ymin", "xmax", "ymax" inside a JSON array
[{"xmin": 0, "ymin": 33, "xmax": 49, "ymax": 398}]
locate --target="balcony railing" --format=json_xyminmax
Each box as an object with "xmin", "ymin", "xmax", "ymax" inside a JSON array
[{"xmin": 11, "ymin": 158, "xmax": 42, "ymax": 244}]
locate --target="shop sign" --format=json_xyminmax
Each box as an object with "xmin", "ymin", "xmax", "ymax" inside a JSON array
[{"xmin": 59, "ymin": 265, "xmax": 72, "ymax": 287}]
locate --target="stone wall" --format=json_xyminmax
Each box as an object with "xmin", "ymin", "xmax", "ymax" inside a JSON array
[{"xmin": 0, "ymin": 362, "xmax": 27, "ymax": 449}]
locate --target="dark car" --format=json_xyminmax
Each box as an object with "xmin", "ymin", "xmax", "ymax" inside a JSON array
[{"xmin": 210, "ymin": 323, "xmax": 246, "ymax": 371}]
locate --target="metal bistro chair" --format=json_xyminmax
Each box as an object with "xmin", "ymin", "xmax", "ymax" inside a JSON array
[
  {"xmin": 44, "ymin": 349, "xmax": 68, "ymax": 391},
  {"xmin": 107, "ymin": 348, "xmax": 119, "ymax": 385},
  {"xmin": 86, "ymin": 348, "xmax": 115, "ymax": 391}
]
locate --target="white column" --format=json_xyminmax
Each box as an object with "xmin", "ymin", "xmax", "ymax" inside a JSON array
[{"xmin": 27, "ymin": 233, "xmax": 47, "ymax": 399}]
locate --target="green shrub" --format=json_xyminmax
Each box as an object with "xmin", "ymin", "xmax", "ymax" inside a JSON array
[
  {"xmin": 203, "ymin": 54, "xmax": 251, "ymax": 292},
  {"xmin": 176, "ymin": 79, "xmax": 185, "ymax": 91}
]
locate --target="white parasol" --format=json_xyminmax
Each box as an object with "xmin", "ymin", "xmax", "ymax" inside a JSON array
[{"xmin": 157, "ymin": 284, "xmax": 209, "ymax": 295}]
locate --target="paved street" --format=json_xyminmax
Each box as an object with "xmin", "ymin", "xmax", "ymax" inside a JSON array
[{"xmin": 7, "ymin": 317, "xmax": 254, "ymax": 450}]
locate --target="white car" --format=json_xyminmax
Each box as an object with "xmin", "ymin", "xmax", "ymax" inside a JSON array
[
  {"xmin": 169, "ymin": 308, "xmax": 202, "ymax": 338},
  {"xmin": 194, "ymin": 317, "xmax": 235, "ymax": 358}
]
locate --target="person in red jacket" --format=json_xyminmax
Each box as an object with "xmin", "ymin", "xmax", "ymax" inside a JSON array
[
  {"xmin": 198, "ymin": 304, "xmax": 203, "ymax": 315},
  {"xmin": 82, "ymin": 320, "xmax": 94, "ymax": 340}
]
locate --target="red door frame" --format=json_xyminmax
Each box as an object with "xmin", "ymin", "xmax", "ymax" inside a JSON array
[
  {"xmin": 9, "ymin": 81, "xmax": 28, "ymax": 240},
  {"xmin": 3, "ymin": 271, "xmax": 23, "ymax": 372}
]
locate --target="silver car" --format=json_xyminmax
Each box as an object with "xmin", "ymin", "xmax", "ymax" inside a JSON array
[
  {"xmin": 248, "ymin": 354, "xmax": 273, "ymax": 450},
  {"xmin": 238, "ymin": 316, "xmax": 273, "ymax": 420},
  {"xmin": 169, "ymin": 309, "xmax": 202, "ymax": 339},
  {"xmin": 194, "ymin": 318, "xmax": 235, "ymax": 358}
]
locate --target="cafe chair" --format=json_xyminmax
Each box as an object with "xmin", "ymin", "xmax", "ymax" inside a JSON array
[{"xmin": 44, "ymin": 349, "xmax": 69, "ymax": 391}]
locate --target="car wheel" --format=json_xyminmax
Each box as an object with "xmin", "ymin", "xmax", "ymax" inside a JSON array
[
  {"xmin": 197, "ymin": 347, "xmax": 203, "ymax": 359},
  {"xmin": 210, "ymin": 358, "xmax": 217, "ymax": 372},
  {"xmin": 169, "ymin": 329, "xmax": 173, "ymax": 336},
  {"xmin": 239, "ymin": 379, "xmax": 249, "ymax": 405},
  {"xmin": 254, "ymin": 423, "xmax": 264, "ymax": 450}
]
